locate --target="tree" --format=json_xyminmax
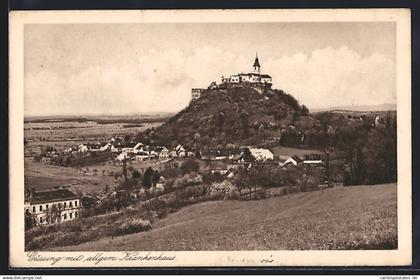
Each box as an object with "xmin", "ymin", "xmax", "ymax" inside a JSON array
[
  {"xmin": 44, "ymin": 204, "xmax": 63, "ymax": 224},
  {"xmin": 143, "ymin": 167, "xmax": 154, "ymax": 189},
  {"xmin": 301, "ymin": 105, "xmax": 309, "ymax": 116},
  {"xmin": 132, "ymin": 169, "xmax": 141, "ymax": 179},
  {"xmin": 153, "ymin": 170, "xmax": 161, "ymax": 187},
  {"xmin": 180, "ymin": 159, "xmax": 200, "ymax": 175},
  {"xmin": 122, "ymin": 159, "xmax": 128, "ymax": 181},
  {"xmin": 25, "ymin": 209, "xmax": 35, "ymax": 230},
  {"xmin": 242, "ymin": 148, "xmax": 255, "ymax": 162}
]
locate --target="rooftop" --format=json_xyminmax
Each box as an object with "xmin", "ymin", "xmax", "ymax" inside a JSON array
[{"xmin": 30, "ymin": 188, "xmax": 80, "ymax": 204}]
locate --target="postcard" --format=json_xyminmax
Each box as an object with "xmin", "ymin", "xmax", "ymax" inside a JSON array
[{"xmin": 9, "ymin": 8, "xmax": 411, "ymax": 267}]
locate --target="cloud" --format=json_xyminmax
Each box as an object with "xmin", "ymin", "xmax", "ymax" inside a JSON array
[
  {"xmin": 24, "ymin": 45, "xmax": 395, "ymax": 116},
  {"xmin": 264, "ymin": 45, "xmax": 396, "ymax": 109}
]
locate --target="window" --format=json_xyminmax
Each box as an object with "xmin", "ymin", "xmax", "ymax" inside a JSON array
[
  {"xmin": 75, "ymin": 201, "xmax": 78, "ymax": 207},
  {"xmin": 46, "ymin": 204, "xmax": 49, "ymax": 209},
  {"xmin": 32, "ymin": 206, "xmax": 36, "ymax": 213},
  {"xmin": 40, "ymin": 217, "xmax": 43, "ymax": 223},
  {"xmin": 39, "ymin": 205, "xmax": 42, "ymax": 211},
  {"xmin": 63, "ymin": 213, "xmax": 67, "ymax": 220},
  {"xmin": 64, "ymin": 202, "xmax": 67, "ymax": 208},
  {"xmin": 70, "ymin": 213, "xmax": 73, "ymax": 219},
  {"xmin": 69, "ymin": 202, "xmax": 73, "ymax": 207},
  {"xmin": 75, "ymin": 212, "xmax": 78, "ymax": 218}
]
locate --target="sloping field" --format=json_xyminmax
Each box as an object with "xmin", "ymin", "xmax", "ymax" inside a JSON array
[{"xmin": 57, "ymin": 183, "xmax": 397, "ymax": 251}]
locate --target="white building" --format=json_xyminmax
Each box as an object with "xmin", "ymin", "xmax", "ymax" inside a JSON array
[
  {"xmin": 116, "ymin": 151, "xmax": 129, "ymax": 161},
  {"xmin": 78, "ymin": 144, "xmax": 88, "ymax": 153},
  {"xmin": 100, "ymin": 143, "xmax": 113, "ymax": 151},
  {"xmin": 155, "ymin": 176, "xmax": 165, "ymax": 190},
  {"xmin": 175, "ymin": 145, "xmax": 186, "ymax": 157},
  {"xmin": 303, "ymin": 154, "xmax": 323, "ymax": 165},
  {"xmin": 25, "ymin": 187, "xmax": 82, "ymax": 226},
  {"xmin": 156, "ymin": 146, "xmax": 169, "ymax": 159},
  {"xmin": 221, "ymin": 54, "xmax": 272, "ymax": 86},
  {"xmin": 249, "ymin": 148, "xmax": 274, "ymax": 161},
  {"xmin": 284, "ymin": 156, "xmax": 304, "ymax": 166},
  {"xmin": 132, "ymin": 143, "xmax": 144, "ymax": 154}
]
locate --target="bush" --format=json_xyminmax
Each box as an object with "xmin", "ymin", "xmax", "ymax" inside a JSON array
[
  {"xmin": 210, "ymin": 180, "xmax": 237, "ymax": 195},
  {"xmin": 113, "ymin": 218, "xmax": 152, "ymax": 236}
]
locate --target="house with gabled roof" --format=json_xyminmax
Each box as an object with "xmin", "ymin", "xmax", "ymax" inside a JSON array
[
  {"xmin": 284, "ymin": 155, "xmax": 304, "ymax": 166},
  {"xmin": 24, "ymin": 187, "xmax": 82, "ymax": 226}
]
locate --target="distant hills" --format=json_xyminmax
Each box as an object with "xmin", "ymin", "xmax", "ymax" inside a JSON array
[
  {"xmin": 24, "ymin": 113, "xmax": 174, "ymax": 123},
  {"xmin": 313, "ymin": 103, "xmax": 396, "ymax": 113}
]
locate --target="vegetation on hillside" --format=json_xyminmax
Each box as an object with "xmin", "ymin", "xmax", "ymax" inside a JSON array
[
  {"xmin": 53, "ymin": 183, "xmax": 397, "ymax": 251},
  {"xmin": 137, "ymin": 86, "xmax": 310, "ymax": 148}
]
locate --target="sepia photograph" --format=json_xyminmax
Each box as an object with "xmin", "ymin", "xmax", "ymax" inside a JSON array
[{"xmin": 9, "ymin": 9, "xmax": 411, "ymax": 267}]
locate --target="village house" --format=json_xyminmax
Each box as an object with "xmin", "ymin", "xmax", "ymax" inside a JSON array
[
  {"xmin": 155, "ymin": 176, "xmax": 166, "ymax": 190},
  {"xmin": 249, "ymin": 148, "xmax": 274, "ymax": 162},
  {"xmin": 169, "ymin": 150, "xmax": 178, "ymax": 158},
  {"xmin": 175, "ymin": 145, "xmax": 186, "ymax": 157},
  {"xmin": 303, "ymin": 154, "xmax": 323, "ymax": 165},
  {"xmin": 24, "ymin": 186, "xmax": 82, "ymax": 226},
  {"xmin": 88, "ymin": 142, "xmax": 102, "ymax": 152},
  {"xmin": 135, "ymin": 152, "xmax": 150, "ymax": 162},
  {"xmin": 116, "ymin": 151, "xmax": 130, "ymax": 161},
  {"xmin": 155, "ymin": 146, "xmax": 169, "ymax": 159},
  {"xmin": 100, "ymin": 142, "xmax": 113, "ymax": 151},
  {"xmin": 121, "ymin": 142, "xmax": 138, "ymax": 154},
  {"xmin": 284, "ymin": 155, "xmax": 304, "ymax": 166},
  {"xmin": 78, "ymin": 144, "xmax": 88, "ymax": 153},
  {"xmin": 133, "ymin": 143, "xmax": 144, "ymax": 154}
]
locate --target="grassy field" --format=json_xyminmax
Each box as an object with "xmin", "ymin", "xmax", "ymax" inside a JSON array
[
  {"xmin": 24, "ymin": 121, "xmax": 163, "ymax": 157},
  {"xmin": 24, "ymin": 160, "xmax": 119, "ymax": 194},
  {"xmin": 56, "ymin": 183, "xmax": 397, "ymax": 251},
  {"xmin": 25, "ymin": 157, "xmax": 175, "ymax": 194}
]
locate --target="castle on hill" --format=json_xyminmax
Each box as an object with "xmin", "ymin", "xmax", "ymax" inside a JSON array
[{"xmin": 191, "ymin": 54, "xmax": 273, "ymax": 100}]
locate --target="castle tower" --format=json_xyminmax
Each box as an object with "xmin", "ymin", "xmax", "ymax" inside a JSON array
[{"xmin": 253, "ymin": 53, "xmax": 261, "ymax": 75}]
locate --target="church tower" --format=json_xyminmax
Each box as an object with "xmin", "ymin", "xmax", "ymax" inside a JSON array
[{"xmin": 253, "ymin": 53, "xmax": 261, "ymax": 75}]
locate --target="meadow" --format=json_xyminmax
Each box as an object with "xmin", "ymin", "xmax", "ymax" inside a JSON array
[
  {"xmin": 24, "ymin": 118, "xmax": 165, "ymax": 193},
  {"xmin": 54, "ymin": 183, "xmax": 397, "ymax": 251},
  {"xmin": 24, "ymin": 120, "xmax": 163, "ymax": 156}
]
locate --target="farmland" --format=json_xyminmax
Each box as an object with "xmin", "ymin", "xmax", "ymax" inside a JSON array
[
  {"xmin": 24, "ymin": 117, "xmax": 165, "ymax": 157},
  {"xmin": 24, "ymin": 118, "xmax": 167, "ymax": 194},
  {"xmin": 55, "ymin": 183, "xmax": 397, "ymax": 251}
]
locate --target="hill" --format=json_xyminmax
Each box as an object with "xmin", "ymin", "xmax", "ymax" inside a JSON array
[
  {"xmin": 312, "ymin": 103, "xmax": 397, "ymax": 113},
  {"xmin": 138, "ymin": 86, "xmax": 311, "ymax": 148},
  {"xmin": 55, "ymin": 183, "xmax": 397, "ymax": 251}
]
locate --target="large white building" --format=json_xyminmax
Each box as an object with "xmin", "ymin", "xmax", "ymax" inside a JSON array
[
  {"xmin": 191, "ymin": 54, "xmax": 273, "ymax": 101},
  {"xmin": 249, "ymin": 148, "xmax": 274, "ymax": 162},
  {"xmin": 25, "ymin": 187, "xmax": 82, "ymax": 226},
  {"xmin": 221, "ymin": 54, "xmax": 272, "ymax": 86}
]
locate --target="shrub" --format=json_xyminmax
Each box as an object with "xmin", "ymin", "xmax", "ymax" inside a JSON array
[
  {"xmin": 210, "ymin": 180, "xmax": 237, "ymax": 195},
  {"xmin": 113, "ymin": 218, "xmax": 152, "ymax": 236}
]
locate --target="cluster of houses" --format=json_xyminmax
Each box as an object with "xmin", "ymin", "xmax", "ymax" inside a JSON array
[
  {"xmin": 43, "ymin": 135, "xmax": 194, "ymax": 164},
  {"xmin": 231, "ymin": 147, "xmax": 323, "ymax": 167}
]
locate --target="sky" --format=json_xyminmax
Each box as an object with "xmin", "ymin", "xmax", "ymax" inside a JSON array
[{"xmin": 24, "ymin": 22, "xmax": 396, "ymax": 116}]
